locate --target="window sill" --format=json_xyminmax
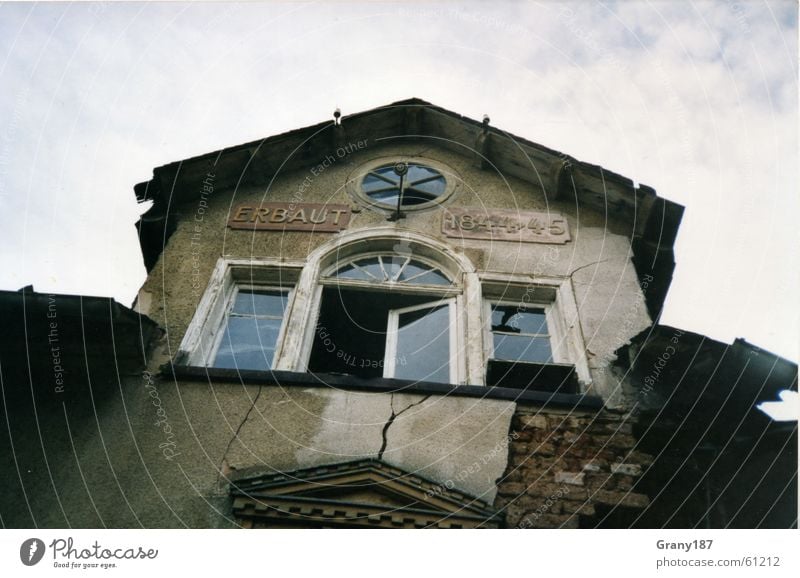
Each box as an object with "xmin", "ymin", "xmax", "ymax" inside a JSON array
[{"xmin": 163, "ymin": 364, "xmax": 603, "ymax": 410}]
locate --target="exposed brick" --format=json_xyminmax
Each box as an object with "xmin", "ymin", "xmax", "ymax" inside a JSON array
[
  {"xmin": 607, "ymin": 434, "xmax": 637, "ymax": 449},
  {"xmin": 561, "ymin": 500, "xmax": 595, "ymax": 517},
  {"xmin": 605, "ymin": 422, "xmax": 633, "ymax": 435},
  {"xmin": 525, "ymin": 482, "xmax": 572, "ymax": 499},
  {"xmin": 519, "ymin": 513, "xmax": 578, "ymax": 529},
  {"xmin": 497, "ymin": 482, "xmax": 527, "ymax": 497},
  {"xmin": 613, "ymin": 475, "xmax": 636, "ymax": 491},
  {"xmin": 554, "ymin": 471, "xmax": 585, "ymax": 486},
  {"xmin": 584, "ymin": 473, "xmax": 614, "ymax": 490},
  {"xmin": 529, "ymin": 442, "xmax": 556, "ymax": 456},
  {"xmin": 518, "ymin": 414, "xmax": 548, "ymax": 430},
  {"xmin": 610, "ymin": 463, "xmax": 642, "ymax": 476},
  {"xmin": 514, "ymin": 429, "xmax": 534, "ymax": 443}
]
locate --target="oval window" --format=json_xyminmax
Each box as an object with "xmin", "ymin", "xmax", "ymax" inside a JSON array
[{"xmin": 360, "ymin": 162, "xmax": 448, "ymax": 208}]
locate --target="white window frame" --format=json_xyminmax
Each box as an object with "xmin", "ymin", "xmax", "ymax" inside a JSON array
[
  {"xmin": 180, "ymin": 229, "xmax": 480, "ymax": 383},
  {"xmin": 480, "ymin": 273, "xmax": 591, "ymax": 387},
  {"xmin": 205, "ymin": 284, "xmax": 293, "ymax": 370},
  {"xmin": 384, "ymin": 297, "xmax": 459, "ymax": 384},
  {"xmin": 177, "ymin": 258, "xmax": 303, "ymax": 368}
]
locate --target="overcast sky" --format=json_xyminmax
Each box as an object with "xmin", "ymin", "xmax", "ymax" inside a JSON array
[{"xmin": 0, "ymin": 1, "xmax": 797, "ymax": 361}]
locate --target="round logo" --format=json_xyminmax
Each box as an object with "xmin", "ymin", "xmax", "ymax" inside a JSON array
[{"xmin": 20, "ymin": 538, "xmax": 45, "ymax": 566}]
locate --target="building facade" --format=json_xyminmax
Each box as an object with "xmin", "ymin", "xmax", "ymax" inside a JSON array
[{"xmin": 1, "ymin": 99, "xmax": 794, "ymax": 528}]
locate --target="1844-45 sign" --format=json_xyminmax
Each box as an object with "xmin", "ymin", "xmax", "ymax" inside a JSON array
[
  {"xmin": 228, "ymin": 202, "xmax": 351, "ymax": 232},
  {"xmin": 442, "ymin": 207, "xmax": 570, "ymax": 244}
]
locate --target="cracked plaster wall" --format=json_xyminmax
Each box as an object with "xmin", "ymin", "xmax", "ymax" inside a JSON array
[{"xmin": 119, "ymin": 140, "xmax": 651, "ymax": 525}]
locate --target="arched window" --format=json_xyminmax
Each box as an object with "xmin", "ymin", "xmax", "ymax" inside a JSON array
[
  {"xmin": 308, "ymin": 248, "xmax": 463, "ymax": 385},
  {"xmin": 326, "ymin": 254, "xmax": 452, "ymax": 286}
]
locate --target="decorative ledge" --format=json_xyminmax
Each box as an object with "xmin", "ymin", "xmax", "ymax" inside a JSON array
[{"xmin": 164, "ymin": 364, "xmax": 604, "ymax": 410}]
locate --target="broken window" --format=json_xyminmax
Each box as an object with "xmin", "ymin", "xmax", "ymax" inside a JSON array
[
  {"xmin": 483, "ymin": 298, "xmax": 579, "ymax": 393},
  {"xmin": 488, "ymin": 303, "xmax": 553, "ymax": 363},
  {"xmin": 308, "ymin": 254, "xmax": 459, "ymax": 384}
]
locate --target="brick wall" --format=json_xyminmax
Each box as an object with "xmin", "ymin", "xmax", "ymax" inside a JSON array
[{"xmin": 494, "ymin": 409, "xmax": 653, "ymax": 528}]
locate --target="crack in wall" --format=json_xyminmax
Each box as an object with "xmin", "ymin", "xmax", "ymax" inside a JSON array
[
  {"xmin": 216, "ymin": 385, "xmax": 263, "ymax": 489},
  {"xmin": 568, "ymin": 259, "xmax": 612, "ymax": 278},
  {"xmin": 377, "ymin": 393, "xmax": 431, "ymax": 460}
]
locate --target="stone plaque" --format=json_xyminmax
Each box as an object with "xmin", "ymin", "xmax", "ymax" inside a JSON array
[
  {"xmin": 442, "ymin": 207, "xmax": 570, "ymax": 244},
  {"xmin": 227, "ymin": 203, "xmax": 351, "ymax": 232}
]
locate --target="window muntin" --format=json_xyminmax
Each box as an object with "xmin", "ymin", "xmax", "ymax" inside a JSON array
[
  {"xmin": 211, "ymin": 287, "xmax": 291, "ymax": 371},
  {"xmin": 361, "ymin": 163, "xmax": 447, "ymax": 208},
  {"xmin": 489, "ymin": 304, "xmax": 553, "ymax": 363}
]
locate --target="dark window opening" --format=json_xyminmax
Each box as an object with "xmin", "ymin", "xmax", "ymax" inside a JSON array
[{"xmin": 308, "ymin": 287, "xmax": 452, "ymax": 382}]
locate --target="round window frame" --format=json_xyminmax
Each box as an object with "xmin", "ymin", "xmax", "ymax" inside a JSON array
[{"xmin": 347, "ymin": 156, "xmax": 459, "ymax": 213}]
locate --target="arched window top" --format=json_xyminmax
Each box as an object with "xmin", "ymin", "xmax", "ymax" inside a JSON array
[{"xmin": 324, "ymin": 254, "xmax": 453, "ymax": 286}]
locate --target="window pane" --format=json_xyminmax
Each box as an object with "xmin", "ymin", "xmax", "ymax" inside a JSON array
[
  {"xmin": 213, "ymin": 317, "xmax": 282, "ymax": 370},
  {"xmin": 354, "ymin": 257, "xmax": 385, "ymax": 280},
  {"xmin": 396, "ymin": 260, "xmax": 450, "ymax": 285},
  {"xmin": 407, "ymin": 164, "xmax": 442, "ymax": 183},
  {"xmin": 393, "ymin": 305, "xmax": 450, "ymax": 384},
  {"xmin": 232, "ymin": 290, "xmax": 288, "ymax": 317},
  {"xmin": 382, "ymin": 256, "xmax": 407, "ymax": 280},
  {"xmin": 366, "ymin": 189, "xmax": 401, "ymax": 203},
  {"xmin": 362, "ymin": 171, "xmax": 397, "ymax": 192},
  {"xmin": 402, "ymin": 189, "xmax": 439, "ymax": 204},
  {"xmin": 407, "ymin": 270, "xmax": 451, "ymax": 286},
  {"xmin": 491, "ymin": 305, "xmax": 548, "ymax": 335},
  {"xmin": 492, "ymin": 334, "xmax": 552, "ymax": 363},
  {"xmin": 334, "ymin": 263, "xmax": 372, "ymax": 281},
  {"xmin": 362, "ymin": 164, "xmax": 446, "ymax": 207}
]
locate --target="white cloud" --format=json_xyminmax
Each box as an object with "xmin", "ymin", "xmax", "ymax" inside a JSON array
[{"xmin": 0, "ymin": 0, "xmax": 796, "ymax": 360}]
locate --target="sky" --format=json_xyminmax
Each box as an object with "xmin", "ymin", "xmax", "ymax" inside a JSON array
[{"xmin": 0, "ymin": 1, "xmax": 797, "ymax": 361}]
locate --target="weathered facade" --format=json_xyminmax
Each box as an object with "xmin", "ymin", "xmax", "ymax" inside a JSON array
[{"xmin": 1, "ymin": 99, "xmax": 794, "ymax": 528}]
